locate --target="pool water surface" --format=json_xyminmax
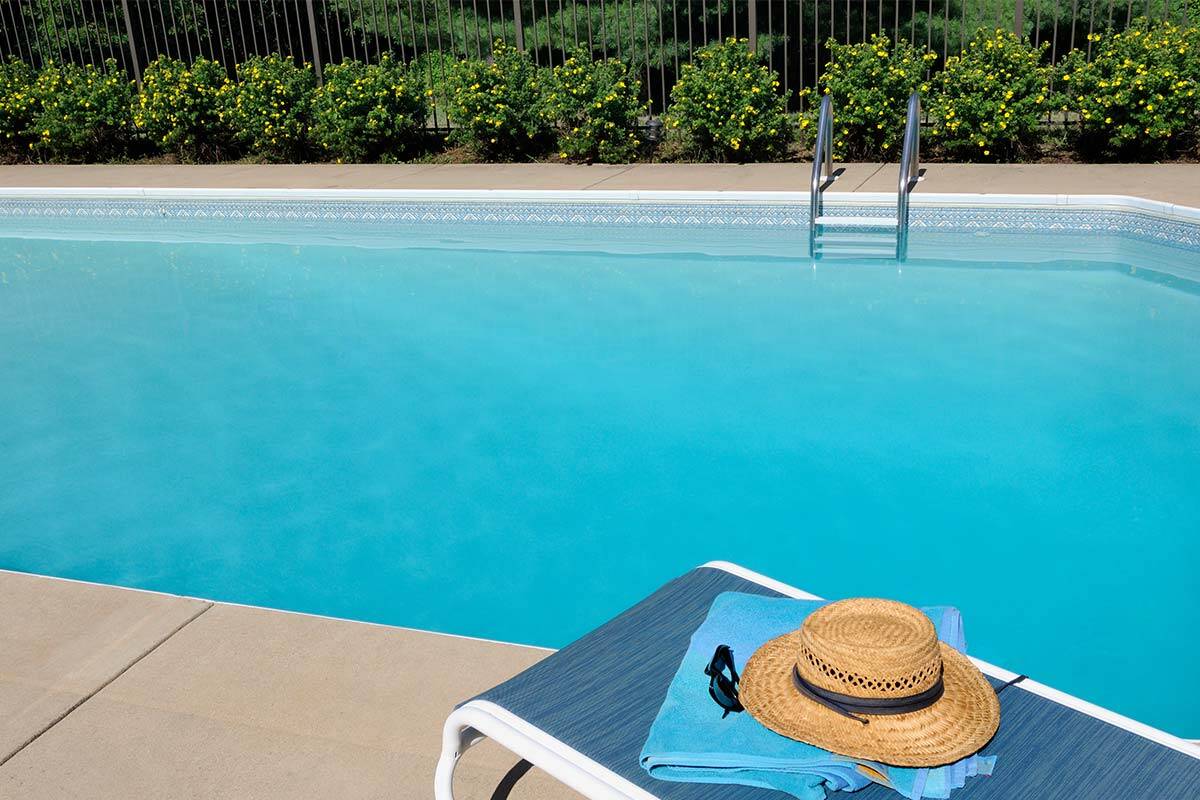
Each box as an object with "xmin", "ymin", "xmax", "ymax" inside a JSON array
[{"xmin": 1, "ymin": 212, "xmax": 1198, "ymax": 736}]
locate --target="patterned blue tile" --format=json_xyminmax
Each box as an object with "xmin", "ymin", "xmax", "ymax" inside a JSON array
[{"xmin": 1, "ymin": 197, "xmax": 1198, "ymax": 251}]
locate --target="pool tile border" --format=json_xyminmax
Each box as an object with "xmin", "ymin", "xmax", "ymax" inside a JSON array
[{"xmin": 1, "ymin": 189, "xmax": 1199, "ymax": 251}]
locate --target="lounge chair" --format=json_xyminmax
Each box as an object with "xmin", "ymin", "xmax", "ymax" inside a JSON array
[{"xmin": 435, "ymin": 562, "xmax": 1200, "ymax": 799}]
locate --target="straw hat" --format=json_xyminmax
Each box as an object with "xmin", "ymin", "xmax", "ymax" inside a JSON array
[{"xmin": 739, "ymin": 598, "xmax": 999, "ymax": 767}]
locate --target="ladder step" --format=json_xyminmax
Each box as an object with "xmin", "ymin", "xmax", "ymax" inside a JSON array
[
  {"xmin": 814, "ymin": 245, "xmax": 898, "ymax": 258},
  {"xmin": 815, "ymin": 231, "xmax": 896, "ymax": 245},
  {"xmin": 814, "ymin": 215, "xmax": 899, "ymax": 228}
]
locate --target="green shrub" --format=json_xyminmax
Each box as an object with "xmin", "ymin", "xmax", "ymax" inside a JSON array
[
  {"xmin": 227, "ymin": 54, "xmax": 316, "ymax": 162},
  {"xmin": 310, "ymin": 57, "xmax": 429, "ymax": 163},
  {"xmin": 667, "ymin": 38, "xmax": 791, "ymax": 162},
  {"xmin": 135, "ymin": 55, "xmax": 234, "ymax": 162},
  {"xmin": 444, "ymin": 41, "xmax": 551, "ymax": 161},
  {"xmin": 0, "ymin": 59, "xmax": 37, "ymax": 159},
  {"xmin": 408, "ymin": 51, "xmax": 460, "ymax": 107},
  {"xmin": 807, "ymin": 34, "xmax": 934, "ymax": 160},
  {"xmin": 28, "ymin": 60, "xmax": 133, "ymax": 162},
  {"xmin": 1058, "ymin": 19, "xmax": 1200, "ymax": 161},
  {"xmin": 544, "ymin": 49, "xmax": 646, "ymax": 163},
  {"xmin": 926, "ymin": 29, "xmax": 1051, "ymax": 161}
]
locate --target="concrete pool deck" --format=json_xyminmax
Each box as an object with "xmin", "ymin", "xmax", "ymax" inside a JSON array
[
  {"xmin": 0, "ymin": 570, "xmax": 576, "ymax": 799},
  {"xmin": 1, "ymin": 162, "xmax": 1199, "ymax": 205}
]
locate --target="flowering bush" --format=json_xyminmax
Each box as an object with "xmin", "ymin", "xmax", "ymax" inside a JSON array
[
  {"xmin": 444, "ymin": 41, "xmax": 552, "ymax": 161},
  {"xmin": 226, "ymin": 55, "xmax": 315, "ymax": 162},
  {"xmin": 807, "ymin": 35, "xmax": 934, "ymax": 159},
  {"xmin": 926, "ymin": 29, "xmax": 1051, "ymax": 161},
  {"xmin": 0, "ymin": 59, "xmax": 37, "ymax": 158},
  {"xmin": 544, "ymin": 49, "xmax": 646, "ymax": 163},
  {"xmin": 668, "ymin": 38, "xmax": 791, "ymax": 162},
  {"xmin": 28, "ymin": 60, "xmax": 133, "ymax": 162},
  {"xmin": 135, "ymin": 55, "xmax": 233, "ymax": 162},
  {"xmin": 310, "ymin": 57, "xmax": 429, "ymax": 163},
  {"xmin": 1058, "ymin": 19, "xmax": 1200, "ymax": 160}
]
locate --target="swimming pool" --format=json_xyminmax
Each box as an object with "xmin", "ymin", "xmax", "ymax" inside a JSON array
[{"xmin": 1, "ymin": 192, "xmax": 1197, "ymax": 737}]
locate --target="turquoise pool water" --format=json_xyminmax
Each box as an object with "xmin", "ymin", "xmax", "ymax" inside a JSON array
[{"xmin": 1, "ymin": 206, "xmax": 1198, "ymax": 737}]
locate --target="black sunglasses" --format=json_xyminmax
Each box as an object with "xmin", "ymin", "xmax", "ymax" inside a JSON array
[{"xmin": 704, "ymin": 644, "xmax": 744, "ymax": 718}]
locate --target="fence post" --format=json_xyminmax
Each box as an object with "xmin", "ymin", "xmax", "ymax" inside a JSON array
[
  {"xmin": 305, "ymin": 0, "xmax": 324, "ymax": 84},
  {"xmin": 1014, "ymin": 0, "xmax": 1025, "ymax": 37},
  {"xmin": 512, "ymin": 0, "xmax": 524, "ymax": 50},
  {"xmin": 748, "ymin": 0, "xmax": 757, "ymax": 54},
  {"xmin": 119, "ymin": 0, "xmax": 141, "ymax": 88}
]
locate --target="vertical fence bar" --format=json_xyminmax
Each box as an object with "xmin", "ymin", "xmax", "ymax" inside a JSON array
[
  {"xmin": 46, "ymin": 0, "xmax": 66, "ymax": 64},
  {"xmin": 196, "ymin": 0, "xmax": 215, "ymax": 62},
  {"xmin": 305, "ymin": 0, "xmax": 324, "ymax": 80},
  {"xmin": 1086, "ymin": 0, "xmax": 1095, "ymax": 57},
  {"xmin": 1050, "ymin": 0, "xmax": 1060, "ymax": 64},
  {"xmin": 793, "ymin": 0, "xmax": 799, "ymax": 108},
  {"xmin": 154, "ymin": 0, "xmax": 171, "ymax": 60},
  {"xmin": 243, "ymin": 0, "xmax": 261, "ymax": 58},
  {"xmin": 469, "ymin": 0, "xmax": 482, "ymax": 56},
  {"xmin": 482, "ymin": 0, "xmax": 493, "ymax": 53},
  {"xmin": 0, "ymin": 2, "xmax": 15, "ymax": 60},
  {"xmin": 370, "ymin": 0, "xmax": 383, "ymax": 56},
  {"xmin": 46, "ymin": 0, "xmax": 64, "ymax": 64},
  {"xmin": 105, "ymin": 0, "xmax": 123, "ymax": 63},
  {"xmin": 229, "ymin": 0, "xmax": 247, "ymax": 66},
  {"xmin": 925, "ymin": 0, "xmax": 931, "ymax": 51},
  {"xmin": 8, "ymin": 1, "xmax": 28, "ymax": 62},
  {"xmin": 284, "ymin": 0, "xmax": 300, "ymax": 61},
  {"xmin": 559, "ymin": 0, "xmax": 568, "ymax": 58},
  {"xmin": 1068, "ymin": 0, "xmax": 1077, "ymax": 57},
  {"xmin": 641, "ymin": 0, "xmax": 652, "ymax": 110},
  {"xmin": 3, "ymin": 1, "xmax": 21, "ymax": 61},
  {"xmin": 512, "ymin": 0, "xmax": 525, "ymax": 48},
  {"xmin": 814, "ymin": 0, "xmax": 821, "ymax": 99},
  {"xmin": 748, "ymin": 0, "xmax": 757, "ymax": 50},
  {"xmin": 782, "ymin": 0, "xmax": 792, "ymax": 108},
  {"xmin": 584, "ymin": 0, "xmax": 593, "ymax": 54},
  {"xmin": 65, "ymin": 0, "xmax": 90, "ymax": 64},
  {"xmin": 168, "ymin": 0, "xmax": 191, "ymax": 63},
  {"xmin": 120, "ymin": 0, "xmax": 142, "ymax": 84},
  {"xmin": 269, "ymin": 0, "xmax": 282, "ymax": 55},
  {"xmin": 657, "ymin": 0, "xmax": 666, "ymax": 109},
  {"xmin": 1015, "ymin": 0, "xmax": 1024, "ymax": 33}
]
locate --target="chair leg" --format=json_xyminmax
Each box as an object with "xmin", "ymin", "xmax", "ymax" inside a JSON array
[
  {"xmin": 434, "ymin": 708, "xmax": 486, "ymax": 800},
  {"xmin": 489, "ymin": 759, "xmax": 534, "ymax": 800}
]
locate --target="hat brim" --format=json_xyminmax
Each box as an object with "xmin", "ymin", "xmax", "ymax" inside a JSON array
[{"xmin": 739, "ymin": 631, "xmax": 1000, "ymax": 767}]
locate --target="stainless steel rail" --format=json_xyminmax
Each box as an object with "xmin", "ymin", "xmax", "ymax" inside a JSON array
[
  {"xmin": 896, "ymin": 91, "xmax": 921, "ymax": 262},
  {"xmin": 808, "ymin": 94, "xmax": 835, "ymax": 256}
]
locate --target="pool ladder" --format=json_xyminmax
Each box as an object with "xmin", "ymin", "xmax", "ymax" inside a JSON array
[{"xmin": 808, "ymin": 91, "xmax": 922, "ymax": 262}]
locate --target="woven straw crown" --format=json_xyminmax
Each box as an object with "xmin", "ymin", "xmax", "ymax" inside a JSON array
[
  {"xmin": 739, "ymin": 597, "xmax": 1001, "ymax": 767},
  {"xmin": 798, "ymin": 599, "xmax": 943, "ymax": 699}
]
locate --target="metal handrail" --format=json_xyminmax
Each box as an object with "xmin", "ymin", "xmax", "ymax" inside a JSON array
[
  {"xmin": 809, "ymin": 94, "xmax": 835, "ymax": 236},
  {"xmin": 896, "ymin": 91, "xmax": 921, "ymax": 261}
]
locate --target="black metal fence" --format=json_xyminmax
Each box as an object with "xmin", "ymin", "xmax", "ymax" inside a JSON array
[{"xmin": 1, "ymin": 0, "xmax": 1195, "ymax": 121}]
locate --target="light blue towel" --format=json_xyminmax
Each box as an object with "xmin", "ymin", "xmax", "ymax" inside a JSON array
[{"xmin": 640, "ymin": 593, "xmax": 996, "ymax": 800}]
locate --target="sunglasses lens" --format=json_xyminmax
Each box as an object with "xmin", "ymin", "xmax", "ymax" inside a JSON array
[
  {"xmin": 705, "ymin": 646, "xmax": 744, "ymax": 714},
  {"xmin": 710, "ymin": 675, "xmax": 736, "ymax": 706}
]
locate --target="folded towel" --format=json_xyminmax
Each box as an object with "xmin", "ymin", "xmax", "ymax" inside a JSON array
[{"xmin": 640, "ymin": 592, "xmax": 996, "ymax": 800}]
